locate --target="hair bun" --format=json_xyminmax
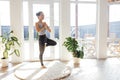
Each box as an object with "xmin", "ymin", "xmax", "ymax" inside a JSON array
[{"xmin": 36, "ymin": 11, "xmax": 43, "ymax": 17}]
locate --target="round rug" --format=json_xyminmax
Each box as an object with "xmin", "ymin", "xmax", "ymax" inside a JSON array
[{"xmin": 14, "ymin": 61, "xmax": 71, "ymax": 80}]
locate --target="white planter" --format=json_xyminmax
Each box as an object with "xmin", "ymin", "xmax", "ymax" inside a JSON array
[
  {"xmin": 73, "ymin": 57, "xmax": 80, "ymax": 64},
  {"xmin": 1, "ymin": 58, "xmax": 9, "ymax": 68}
]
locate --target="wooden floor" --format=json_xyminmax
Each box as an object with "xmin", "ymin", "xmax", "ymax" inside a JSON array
[
  {"xmin": 1, "ymin": 58, "xmax": 120, "ymax": 80},
  {"xmin": 66, "ymin": 58, "xmax": 120, "ymax": 80}
]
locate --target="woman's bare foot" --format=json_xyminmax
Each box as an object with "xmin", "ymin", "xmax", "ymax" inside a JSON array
[{"xmin": 41, "ymin": 65, "xmax": 47, "ymax": 69}]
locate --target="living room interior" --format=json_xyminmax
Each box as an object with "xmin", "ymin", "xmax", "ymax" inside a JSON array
[{"xmin": 0, "ymin": 0, "xmax": 120, "ymax": 80}]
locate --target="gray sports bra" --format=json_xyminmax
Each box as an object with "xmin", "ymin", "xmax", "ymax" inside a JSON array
[{"xmin": 38, "ymin": 23, "xmax": 46, "ymax": 35}]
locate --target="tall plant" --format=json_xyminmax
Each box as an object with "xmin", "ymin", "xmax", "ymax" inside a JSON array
[
  {"xmin": 63, "ymin": 37, "xmax": 84, "ymax": 58},
  {"xmin": 0, "ymin": 30, "xmax": 20, "ymax": 59},
  {"xmin": 63, "ymin": 37, "xmax": 78, "ymax": 52}
]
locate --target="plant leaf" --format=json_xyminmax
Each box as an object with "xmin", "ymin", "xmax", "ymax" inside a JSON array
[
  {"xmin": 8, "ymin": 40, "xmax": 13, "ymax": 45},
  {"xmin": 9, "ymin": 52, "xmax": 14, "ymax": 55},
  {"xmin": 2, "ymin": 37, "xmax": 6, "ymax": 43},
  {"xmin": 10, "ymin": 30, "xmax": 13, "ymax": 33},
  {"xmin": 11, "ymin": 37, "xmax": 18, "ymax": 41},
  {"xmin": 5, "ymin": 43, "xmax": 10, "ymax": 50},
  {"xmin": 14, "ymin": 49, "xmax": 20, "ymax": 57},
  {"xmin": 15, "ymin": 41, "xmax": 21, "ymax": 46},
  {"xmin": 3, "ymin": 50, "xmax": 8, "ymax": 58}
]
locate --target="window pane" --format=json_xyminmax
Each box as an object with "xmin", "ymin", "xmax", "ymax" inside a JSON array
[
  {"xmin": 23, "ymin": 2, "xmax": 28, "ymax": 26},
  {"xmin": 23, "ymin": 1, "xmax": 29, "ymax": 40},
  {"xmin": 108, "ymin": 4, "xmax": 120, "ymax": 56},
  {"xmin": 70, "ymin": 3, "xmax": 96, "ymax": 58},
  {"xmin": 78, "ymin": 3, "xmax": 96, "ymax": 38},
  {"xmin": 70, "ymin": 3, "xmax": 76, "ymax": 26},
  {"xmin": 0, "ymin": 1, "xmax": 10, "ymax": 56},
  {"xmin": 0, "ymin": 1, "xmax": 10, "ymax": 59},
  {"xmin": 0, "ymin": 1, "xmax": 10, "ymax": 26},
  {"xmin": 70, "ymin": 3, "xmax": 76, "ymax": 37},
  {"xmin": 109, "ymin": 4, "xmax": 120, "ymax": 38},
  {"xmin": 78, "ymin": 3, "xmax": 96, "ymax": 58},
  {"xmin": 54, "ymin": 3, "xmax": 59, "ymax": 39},
  {"xmin": 0, "ymin": 1, "xmax": 10, "ymax": 34}
]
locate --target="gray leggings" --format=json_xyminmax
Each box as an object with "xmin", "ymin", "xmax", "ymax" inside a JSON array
[{"xmin": 39, "ymin": 35, "xmax": 56, "ymax": 66}]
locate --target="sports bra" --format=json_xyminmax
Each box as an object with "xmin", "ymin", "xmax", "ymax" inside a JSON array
[{"xmin": 38, "ymin": 23, "xmax": 46, "ymax": 35}]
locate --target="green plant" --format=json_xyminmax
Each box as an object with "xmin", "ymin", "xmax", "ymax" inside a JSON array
[
  {"xmin": 0, "ymin": 30, "xmax": 20, "ymax": 59},
  {"xmin": 63, "ymin": 37, "xmax": 84, "ymax": 58}
]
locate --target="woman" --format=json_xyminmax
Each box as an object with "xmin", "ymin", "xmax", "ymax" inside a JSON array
[{"xmin": 35, "ymin": 11, "xmax": 57, "ymax": 68}]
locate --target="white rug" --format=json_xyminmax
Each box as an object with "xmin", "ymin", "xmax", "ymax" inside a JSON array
[{"xmin": 14, "ymin": 61, "xmax": 71, "ymax": 80}]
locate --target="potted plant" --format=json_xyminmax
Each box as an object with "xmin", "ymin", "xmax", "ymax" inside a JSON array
[
  {"xmin": 63, "ymin": 37, "xmax": 84, "ymax": 64},
  {"xmin": 0, "ymin": 30, "xmax": 20, "ymax": 67}
]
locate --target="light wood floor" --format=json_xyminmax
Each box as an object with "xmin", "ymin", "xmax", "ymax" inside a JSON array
[{"xmin": 1, "ymin": 58, "xmax": 120, "ymax": 80}]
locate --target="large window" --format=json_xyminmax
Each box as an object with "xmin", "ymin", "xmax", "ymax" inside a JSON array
[
  {"xmin": 70, "ymin": 1, "xmax": 96, "ymax": 39},
  {"xmin": 0, "ymin": 1, "xmax": 10, "ymax": 35},
  {"xmin": 70, "ymin": 0, "xmax": 96, "ymax": 58},
  {"xmin": 78, "ymin": 3, "xmax": 96, "ymax": 38},
  {"xmin": 107, "ymin": 4, "xmax": 120, "ymax": 56},
  {"xmin": 0, "ymin": 1, "xmax": 10, "ymax": 58}
]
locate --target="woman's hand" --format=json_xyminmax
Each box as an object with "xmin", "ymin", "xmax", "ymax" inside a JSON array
[
  {"xmin": 43, "ymin": 22, "xmax": 47, "ymax": 28},
  {"xmin": 35, "ymin": 22, "xmax": 45, "ymax": 32},
  {"xmin": 43, "ymin": 22, "xmax": 51, "ymax": 32}
]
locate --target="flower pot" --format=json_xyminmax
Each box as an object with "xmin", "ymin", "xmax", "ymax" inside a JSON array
[
  {"xmin": 1, "ymin": 58, "xmax": 8, "ymax": 68},
  {"xmin": 73, "ymin": 57, "xmax": 80, "ymax": 64},
  {"xmin": 73, "ymin": 57, "xmax": 80, "ymax": 67}
]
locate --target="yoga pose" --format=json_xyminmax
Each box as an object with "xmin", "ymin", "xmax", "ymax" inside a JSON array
[{"xmin": 35, "ymin": 11, "xmax": 57, "ymax": 68}]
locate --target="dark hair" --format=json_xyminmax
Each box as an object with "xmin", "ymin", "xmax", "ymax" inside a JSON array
[{"xmin": 36, "ymin": 11, "xmax": 43, "ymax": 17}]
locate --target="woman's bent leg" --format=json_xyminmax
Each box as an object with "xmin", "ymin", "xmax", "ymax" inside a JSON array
[{"xmin": 46, "ymin": 38, "xmax": 57, "ymax": 46}]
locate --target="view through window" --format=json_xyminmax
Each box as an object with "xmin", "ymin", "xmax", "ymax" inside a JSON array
[
  {"xmin": 108, "ymin": 4, "xmax": 120, "ymax": 56},
  {"xmin": 70, "ymin": 0, "xmax": 97, "ymax": 58}
]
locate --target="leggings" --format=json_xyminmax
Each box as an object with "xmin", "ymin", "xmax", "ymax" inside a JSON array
[{"xmin": 39, "ymin": 35, "xmax": 57, "ymax": 66}]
